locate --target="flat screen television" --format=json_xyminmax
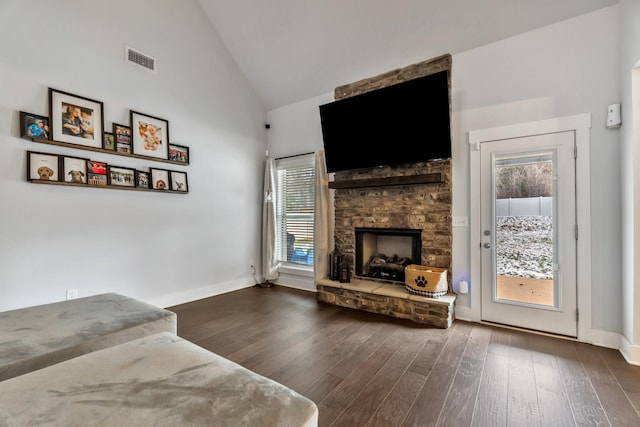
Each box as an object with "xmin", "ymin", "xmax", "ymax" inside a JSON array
[{"xmin": 319, "ymin": 70, "xmax": 451, "ymax": 173}]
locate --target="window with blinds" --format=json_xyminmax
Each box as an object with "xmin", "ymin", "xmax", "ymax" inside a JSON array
[{"xmin": 275, "ymin": 154, "xmax": 315, "ymax": 267}]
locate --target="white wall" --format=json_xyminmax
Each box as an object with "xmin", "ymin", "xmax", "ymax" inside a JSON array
[
  {"xmin": 620, "ymin": 0, "xmax": 640, "ymax": 355},
  {"xmin": 453, "ymin": 6, "xmax": 621, "ymax": 335},
  {"xmin": 0, "ymin": 0, "xmax": 266, "ymax": 310},
  {"xmin": 267, "ymin": 6, "xmax": 623, "ymax": 335}
]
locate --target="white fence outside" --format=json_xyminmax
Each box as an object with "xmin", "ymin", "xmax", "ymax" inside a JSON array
[{"xmin": 496, "ymin": 197, "xmax": 552, "ymax": 217}]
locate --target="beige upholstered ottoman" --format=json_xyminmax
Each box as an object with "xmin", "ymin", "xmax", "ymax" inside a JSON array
[
  {"xmin": 0, "ymin": 293, "xmax": 176, "ymax": 381},
  {"xmin": 0, "ymin": 332, "xmax": 319, "ymax": 427}
]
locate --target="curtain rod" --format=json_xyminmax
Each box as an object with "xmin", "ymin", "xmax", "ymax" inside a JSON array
[{"xmin": 274, "ymin": 151, "xmax": 314, "ymax": 160}]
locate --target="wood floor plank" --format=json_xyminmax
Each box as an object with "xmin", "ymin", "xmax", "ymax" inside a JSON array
[
  {"xmin": 402, "ymin": 321, "xmax": 473, "ymax": 427},
  {"xmin": 527, "ymin": 334, "xmax": 576, "ymax": 427},
  {"xmin": 505, "ymin": 330, "xmax": 540, "ymax": 427},
  {"xmin": 332, "ymin": 325, "xmax": 430, "ymax": 427},
  {"xmin": 549, "ymin": 337, "xmax": 610, "ymax": 425},
  {"xmin": 471, "ymin": 348, "xmax": 509, "ymax": 426},
  {"xmin": 597, "ymin": 344, "xmax": 640, "ymax": 417},
  {"xmin": 167, "ymin": 286, "xmax": 640, "ymax": 427},
  {"xmin": 317, "ymin": 325, "xmax": 401, "ymax": 426},
  {"xmin": 366, "ymin": 370, "xmax": 428, "ymax": 427},
  {"xmin": 574, "ymin": 342, "xmax": 640, "ymax": 426},
  {"xmin": 436, "ymin": 323, "xmax": 492, "ymax": 427},
  {"xmin": 290, "ymin": 320, "xmax": 386, "ymax": 394},
  {"xmin": 268, "ymin": 320, "xmax": 365, "ymax": 385}
]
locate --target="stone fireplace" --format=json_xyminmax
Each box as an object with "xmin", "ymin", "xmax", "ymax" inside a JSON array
[
  {"xmin": 332, "ymin": 159, "xmax": 452, "ymax": 286},
  {"xmin": 315, "ymin": 54, "xmax": 455, "ymax": 328}
]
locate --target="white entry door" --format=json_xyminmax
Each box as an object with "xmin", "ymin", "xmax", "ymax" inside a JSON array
[{"xmin": 480, "ymin": 131, "xmax": 577, "ymax": 337}]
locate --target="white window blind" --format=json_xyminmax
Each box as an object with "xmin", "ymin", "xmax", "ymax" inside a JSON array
[{"xmin": 275, "ymin": 154, "xmax": 315, "ymax": 267}]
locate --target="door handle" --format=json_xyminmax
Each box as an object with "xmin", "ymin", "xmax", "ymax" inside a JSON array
[{"xmin": 483, "ymin": 242, "xmax": 491, "ymax": 249}]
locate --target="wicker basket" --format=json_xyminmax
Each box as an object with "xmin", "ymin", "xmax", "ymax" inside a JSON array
[{"xmin": 404, "ymin": 265, "xmax": 448, "ymax": 298}]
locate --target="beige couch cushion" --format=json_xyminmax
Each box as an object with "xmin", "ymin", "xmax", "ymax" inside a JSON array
[
  {"xmin": 0, "ymin": 293, "xmax": 176, "ymax": 381},
  {"xmin": 0, "ymin": 332, "xmax": 318, "ymax": 427}
]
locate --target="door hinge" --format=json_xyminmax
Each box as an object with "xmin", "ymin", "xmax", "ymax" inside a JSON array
[
  {"xmin": 576, "ymin": 309, "xmax": 579, "ymax": 321},
  {"xmin": 575, "ymin": 224, "xmax": 579, "ymax": 240},
  {"xmin": 574, "ymin": 145, "xmax": 577, "ymax": 159}
]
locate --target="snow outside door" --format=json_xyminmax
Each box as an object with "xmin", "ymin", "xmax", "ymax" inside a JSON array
[{"xmin": 480, "ymin": 131, "xmax": 577, "ymax": 337}]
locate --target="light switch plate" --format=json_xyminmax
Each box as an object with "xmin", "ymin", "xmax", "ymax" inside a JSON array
[{"xmin": 452, "ymin": 216, "xmax": 469, "ymax": 227}]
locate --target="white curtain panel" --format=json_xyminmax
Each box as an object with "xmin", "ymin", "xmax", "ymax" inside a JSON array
[
  {"xmin": 314, "ymin": 150, "xmax": 332, "ymax": 281},
  {"xmin": 262, "ymin": 156, "xmax": 279, "ymax": 282}
]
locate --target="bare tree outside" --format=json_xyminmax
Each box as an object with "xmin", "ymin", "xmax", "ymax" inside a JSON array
[{"xmin": 495, "ymin": 162, "xmax": 552, "ymax": 199}]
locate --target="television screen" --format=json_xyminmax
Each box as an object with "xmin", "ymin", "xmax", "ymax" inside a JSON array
[{"xmin": 319, "ymin": 70, "xmax": 451, "ymax": 173}]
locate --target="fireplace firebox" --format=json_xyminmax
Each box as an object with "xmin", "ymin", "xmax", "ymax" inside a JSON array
[{"xmin": 355, "ymin": 228, "xmax": 422, "ymax": 283}]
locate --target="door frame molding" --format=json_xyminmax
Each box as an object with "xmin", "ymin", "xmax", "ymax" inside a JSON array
[{"xmin": 468, "ymin": 114, "xmax": 592, "ymax": 342}]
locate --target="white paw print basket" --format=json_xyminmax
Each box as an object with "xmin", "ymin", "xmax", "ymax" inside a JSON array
[{"xmin": 404, "ymin": 265, "xmax": 448, "ymax": 298}]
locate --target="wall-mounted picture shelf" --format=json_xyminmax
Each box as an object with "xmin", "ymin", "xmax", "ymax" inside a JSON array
[
  {"xmin": 30, "ymin": 179, "xmax": 188, "ymax": 194},
  {"xmin": 31, "ymin": 137, "xmax": 187, "ymax": 166},
  {"xmin": 328, "ymin": 172, "xmax": 443, "ymax": 189}
]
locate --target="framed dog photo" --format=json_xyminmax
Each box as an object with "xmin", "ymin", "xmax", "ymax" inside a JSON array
[
  {"xmin": 62, "ymin": 156, "xmax": 89, "ymax": 185},
  {"xmin": 170, "ymin": 170, "xmax": 188, "ymax": 192},
  {"xmin": 168, "ymin": 144, "xmax": 189, "ymax": 164},
  {"xmin": 108, "ymin": 166, "xmax": 136, "ymax": 188},
  {"xmin": 136, "ymin": 170, "xmax": 149, "ymax": 189},
  {"xmin": 102, "ymin": 132, "xmax": 115, "ymax": 151},
  {"xmin": 49, "ymin": 88, "xmax": 104, "ymax": 148},
  {"xmin": 27, "ymin": 151, "xmax": 59, "ymax": 181},
  {"xmin": 20, "ymin": 111, "xmax": 50, "ymax": 140},
  {"xmin": 130, "ymin": 110, "xmax": 169, "ymax": 160},
  {"xmin": 150, "ymin": 168, "xmax": 169, "ymax": 190},
  {"xmin": 87, "ymin": 160, "xmax": 108, "ymax": 186},
  {"xmin": 113, "ymin": 123, "xmax": 132, "ymax": 154}
]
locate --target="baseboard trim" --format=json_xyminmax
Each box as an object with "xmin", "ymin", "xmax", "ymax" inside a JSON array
[
  {"xmin": 273, "ymin": 273, "xmax": 316, "ymax": 293},
  {"xmin": 454, "ymin": 305, "xmax": 473, "ymax": 322},
  {"xmin": 619, "ymin": 334, "xmax": 640, "ymax": 366}
]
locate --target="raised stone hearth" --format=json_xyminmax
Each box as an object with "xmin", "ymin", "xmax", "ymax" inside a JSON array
[{"xmin": 316, "ymin": 278, "xmax": 455, "ymax": 328}]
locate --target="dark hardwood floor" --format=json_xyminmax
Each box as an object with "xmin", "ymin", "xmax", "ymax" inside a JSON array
[{"xmin": 167, "ymin": 285, "xmax": 640, "ymax": 427}]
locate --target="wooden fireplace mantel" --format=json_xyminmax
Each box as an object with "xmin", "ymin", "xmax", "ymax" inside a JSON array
[{"xmin": 328, "ymin": 172, "xmax": 443, "ymax": 189}]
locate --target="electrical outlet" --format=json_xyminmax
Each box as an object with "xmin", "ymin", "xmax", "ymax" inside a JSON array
[{"xmin": 66, "ymin": 289, "xmax": 78, "ymax": 300}]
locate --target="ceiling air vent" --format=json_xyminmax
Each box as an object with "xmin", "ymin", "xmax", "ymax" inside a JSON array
[{"xmin": 125, "ymin": 46, "xmax": 156, "ymax": 73}]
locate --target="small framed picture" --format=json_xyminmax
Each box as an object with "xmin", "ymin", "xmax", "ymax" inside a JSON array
[
  {"xmin": 20, "ymin": 112, "xmax": 50, "ymax": 140},
  {"xmin": 136, "ymin": 170, "xmax": 149, "ymax": 189},
  {"xmin": 168, "ymin": 144, "xmax": 189, "ymax": 164},
  {"xmin": 102, "ymin": 132, "xmax": 115, "ymax": 150},
  {"xmin": 170, "ymin": 170, "xmax": 188, "ymax": 192},
  {"xmin": 130, "ymin": 110, "xmax": 169, "ymax": 160},
  {"xmin": 87, "ymin": 160, "xmax": 108, "ymax": 186},
  {"xmin": 49, "ymin": 88, "xmax": 103, "ymax": 147},
  {"xmin": 150, "ymin": 168, "xmax": 170, "ymax": 190},
  {"xmin": 113, "ymin": 123, "xmax": 132, "ymax": 153},
  {"xmin": 27, "ymin": 151, "xmax": 59, "ymax": 181},
  {"xmin": 108, "ymin": 165, "xmax": 136, "ymax": 187},
  {"xmin": 62, "ymin": 156, "xmax": 89, "ymax": 184}
]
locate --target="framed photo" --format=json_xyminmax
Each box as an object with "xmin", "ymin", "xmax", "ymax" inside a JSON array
[
  {"xmin": 49, "ymin": 88, "xmax": 103, "ymax": 148},
  {"xmin": 150, "ymin": 168, "xmax": 169, "ymax": 190},
  {"xmin": 62, "ymin": 156, "xmax": 89, "ymax": 184},
  {"xmin": 168, "ymin": 144, "xmax": 189, "ymax": 164},
  {"xmin": 136, "ymin": 170, "xmax": 149, "ymax": 189},
  {"xmin": 108, "ymin": 165, "xmax": 136, "ymax": 187},
  {"xmin": 27, "ymin": 151, "xmax": 59, "ymax": 181},
  {"xmin": 87, "ymin": 160, "xmax": 108, "ymax": 186},
  {"xmin": 102, "ymin": 132, "xmax": 115, "ymax": 150},
  {"xmin": 130, "ymin": 110, "xmax": 169, "ymax": 160},
  {"xmin": 20, "ymin": 112, "xmax": 50, "ymax": 140},
  {"xmin": 113, "ymin": 123, "xmax": 132, "ymax": 153},
  {"xmin": 170, "ymin": 170, "xmax": 188, "ymax": 192}
]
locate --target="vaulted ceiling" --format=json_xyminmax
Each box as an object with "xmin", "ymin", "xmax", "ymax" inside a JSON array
[{"xmin": 197, "ymin": 0, "xmax": 618, "ymax": 110}]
